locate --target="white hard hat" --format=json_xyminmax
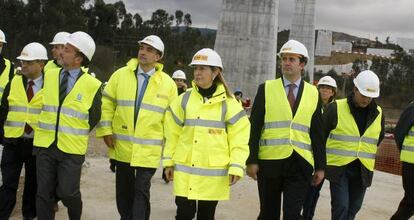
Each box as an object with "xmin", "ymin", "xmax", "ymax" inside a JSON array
[
  {"xmin": 50, "ymin": 32, "xmax": 70, "ymax": 45},
  {"xmin": 138, "ymin": 35, "xmax": 164, "ymax": 58},
  {"xmin": 172, "ymin": 70, "xmax": 186, "ymax": 80},
  {"xmin": 17, "ymin": 42, "xmax": 48, "ymax": 61},
  {"xmin": 353, "ymin": 70, "xmax": 380, "ymax": 98},
  {"xmin": 189, "ymin": 48, "xmax": 223, "ymax": 69},
  {"xmin": 278, "ymin": 39, "xmax": 309, "ymax": 59},
  {"xmin": 0, "ymin": 29, "xmax": 6, "ymax": 43},
  {"xmin": 66, "ymin": 31, "xmax": 95, "ymax": 61},
  {"xmin": 318, "ymin": 76, "xmax": 337, "ymax": 88}
]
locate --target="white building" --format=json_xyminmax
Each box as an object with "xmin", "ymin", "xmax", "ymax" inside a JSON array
[
  {"xmin": 315, "ymin": 30, "xmax": 332, "ymax": 57},
  {"xmin": 366, "ymin": 48, "xmax": 394, "ymax": 58},
  {"xmin": 332, "ymin": 41, "xmax": 352, "ymax": 52}
]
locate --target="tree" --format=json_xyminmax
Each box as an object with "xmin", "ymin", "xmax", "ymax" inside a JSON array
[
  {"xmin": 184, "ymin": 13, "xmax": 192, "ymax": 27},
  {"xmin": 133, "ymin": 13, "xmax": 143, "ymax": 28},
  {"xmin": 175, "ymin": 10, "xmax": 183, "ymax": 26}
]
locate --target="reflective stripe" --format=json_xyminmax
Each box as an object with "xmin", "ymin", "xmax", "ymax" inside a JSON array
[
  {"xmin": 185, "ymin": 119, "xmax": 225, "ymax": 129},
  {"xmin": 43, "ymin": 105, "xmax": 89, "ymax": 120},
  {"xmin": 102, "ymin": 91, "xmax": 116, "ymax": 102},
  {"xmin": 229, "ymin": 163, "xmax": 245, "ymax": 171},
  {"xmin": 38, "ymin": 121, "xmax": 56, "ymax": 130},
  {"xmin": 264, "ymin": 121, "xmax": 309, "ymax": 133},
  {"xmin": 326, "ymin": 148, "xmax": 376, "ymax": 159},
  {"xmin": 42, "ymin": 105, "xmax": 59, "ymax": 113},
  {"xmin": 60, "ymin": 107, "xmax": 89, "ymax": 120},
  {"xmin": 117, "ymin": 100, "xmax": 135, "ymax": 106},
  {"xmin": 113, "ymin": 133, "xmax": 163, "ymax": 146},
  {"xmin": 29, "ymin": 108, "xmax": 41, "ymax": 114},
  {"xmin": 0, "ymin": 86, "xmax": 4, "ymax": 93},
  {"xmin": 5, "ymin": 120, "xmax": 25, "ymax": 127},
  {"xmin": 221, "ymin": 101, "xmax": 227, "ymax": 122},
  {"xmin": 259, "ymin": 138, "xmax": 311, "ymax": 151},
  {"xmin": 227, "ymin": 110, "xmax": 245, "ymax": 125},
  {"xmin": 162, "ymin": 156, "xmax": 172, "ymax": 160},
  {"xmin": 175, "ymin": 164, "xmax": 228, "ymax": 176},
  {"xmin": 141, "ymin": 103, "xmax": 165, "ymax": 114},
  {"xmin": 97, "ymin": 120, "xmax": 112, "ymax": 128},
  {"xmin": 9, "ymin": 106, "xmax": 27, "ymax": 112},
  {"xmin": 402, "ymin": 145, "xmax": 414, "ymax": 152},
  {"xmin": 263, "ymin": 121, "xmax": 291, "ymax": 129},
  {"xmin": 181, "ymin": 91, "xmax": 191, "ymax": 111},
  {"xmin": 38, "ymin": 122, "xmax": 89, "ymax": 135},
  {"xmin": 409, "ymin": 131, "xmax": 414, "ymax": 137},
  {"xmin": 59, "ymin": 126, "xmax": 89, "ymax": 135},
  {"xmin": 167, "ymin": 107, "xmax": 183, "ymax": 126},
  {"xmin": 329, "ymin": 134, "xmax": 378, "ymax": 145},
  {"xmin": 291, "ymin": 123, "xmax": 310, "ymax": 133}
]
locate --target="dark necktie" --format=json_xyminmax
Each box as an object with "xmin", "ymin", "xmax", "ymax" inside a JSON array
[
  {"xmin": 287, "ymin": 83, "xmax": 297, "ymax": 110},
  {"xmin": 25, "ymin": 80, "xmax": 34, "ymax": 134},
  {"xmin": 60, "ymin": 71, "xmax": 69, "ymax": 104},
  {"xmin": 136, "ymin": 73, "xmax": 150, "ymax": 111}
]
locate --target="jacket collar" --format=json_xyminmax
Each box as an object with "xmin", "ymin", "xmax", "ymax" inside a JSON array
[
  {"xmin": 191, "ymin": 81, "xmax": 227, "ymax": 104},
  {"xmin": 126, "ymin": 58, "xmax": 164, "ymax": 84}
]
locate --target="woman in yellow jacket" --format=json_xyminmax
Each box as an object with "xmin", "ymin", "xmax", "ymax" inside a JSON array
[{"xmin": 163, "ymin": 48, "xmax": 250, "ymax": 220}]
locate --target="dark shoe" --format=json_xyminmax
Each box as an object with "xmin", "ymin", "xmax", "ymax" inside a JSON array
[{"xmin": 23, "ymin": 217, "xmax": 35, "ymax": 220}]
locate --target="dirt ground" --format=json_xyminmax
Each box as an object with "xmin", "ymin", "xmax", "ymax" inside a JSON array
[{"xmin": 3, "ymin": 133, "xmax": 413, "ymax": 219}]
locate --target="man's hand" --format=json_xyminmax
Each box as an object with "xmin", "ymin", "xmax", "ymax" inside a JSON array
[
  {"xmin": 164, "ymin": 167, "xmax": 174, "ymax": 181},
  {"xmin": 246, "ymin": 164, "xmax": 259, "ymax": 180},
  {"xmin": 229, "ymin": 175, "xmax": 241, "ymax": 186},
  {"xmin": 103, "ymin": 135, "xmax": 114, "ymax": 148},
  {"xmin": 311, "ymin": 169, "xmax": 325, "ymax": 186}
]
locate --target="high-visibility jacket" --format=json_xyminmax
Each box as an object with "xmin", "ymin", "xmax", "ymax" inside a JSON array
[
  {"xmin": 44, "ymin": 60, "xmax": 60, "ymax": 73},
  {"xmin": 163, "ymin": 83, "xmax": 250, "ymax": 201},
  {"xmin": 401, "ymin": 126, "xmax": 414, "ymax": 164},
  {"xmin": 96, "ymin": 58, "xmax": 178, "ymax": 168},
  {"xmin": 4, "ymin": 75, "xmax": 43, "ymax": 137},
  {"xmin": 33, "ymin": 68, "xmax": 102, "ymax": 155},
  {"xmin": 259, "ymin": 78, "xmax": 318, "ymax": 167},
  {"xmin": 326, "ymin": 99, "xmax": 382, "ymax": 171},
  {"xmin": 0, "ymin": 58, "xmax": 12, "ymax": 102}
]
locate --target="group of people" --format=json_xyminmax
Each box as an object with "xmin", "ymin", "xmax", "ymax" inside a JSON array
[{"xmin": 0, "ymin": 27, "xmax": 413, "ymax": 220}]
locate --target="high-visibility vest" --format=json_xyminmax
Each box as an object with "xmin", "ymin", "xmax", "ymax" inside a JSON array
[
  {"xmin": 326, "ymin": 99, "xmax": 382, "ymax": 171},
  {"xmin": 4, "ymin": 75, "xmax": 43, "ymax": 137},
  {"xmin": 96, "ymin": 58, "xmax": 178, "ymax": 168},
  {"xmin": 259, "ymin": 78, "xmax": 319, "ymax": 167},
  {"xmin": 163, "ymin": 83, "xmax": 250, "ymax": 200},
  {"xmin": 33, "ymin": 68, "xmax": 102, "ymax": 155},
  {"xmin": 401, "ymin": 126, "xmax": 414, "ymax": 164},
  {"xmin": 0, "ymin": 58, "xmax": 12, "ymax": 102}
]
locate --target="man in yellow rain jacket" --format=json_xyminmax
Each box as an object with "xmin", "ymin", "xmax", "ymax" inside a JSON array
[{"xmin": 96, "ymin": 35, "xmax": 177, "ymax": 220}]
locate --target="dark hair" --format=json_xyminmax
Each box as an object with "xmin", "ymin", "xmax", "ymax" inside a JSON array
[
  {"xmin": 76, "ymin": 51, "xmax": 90, "ymax": 67},
  {"xmin": 299, "ymin": 56, "xmax": 308, "ymax": 65},
  {"xmin": 234, "ymin": 91, "xmax": 243, "ymax": 97}
]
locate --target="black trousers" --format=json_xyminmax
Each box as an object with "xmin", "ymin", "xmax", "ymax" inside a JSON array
[
  {"xmin": 35, "ymin": 144, "xmax": 84, "ymax": 220},
  {"xmin": 257, "ymin": 158, "xmax": 311, "ymax": 220},
  {"xmin": 0, "ymin": 138, "xmax": 37, "ymax": 219},
  {"xmin": 175, "ymin": 196, "xmax": 218, "ymax": 220},
  {"xmin": 115, "ymin": 161, "xmax": 156, "ymax": 220},
  {"xmin": 391, "ymin": 162, "xmax": 414, "ymax": 220}
]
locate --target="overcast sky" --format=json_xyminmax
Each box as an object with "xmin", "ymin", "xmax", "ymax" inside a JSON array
[{"xmin": 107, "ymin": 0, "xmax": 414, "ymax": 42}]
